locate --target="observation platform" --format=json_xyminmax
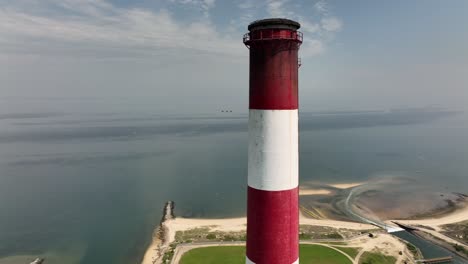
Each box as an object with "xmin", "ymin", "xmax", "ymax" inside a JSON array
[{"xmin": 243, "ymin": 18, "xmax": 303, "ymax": 47}]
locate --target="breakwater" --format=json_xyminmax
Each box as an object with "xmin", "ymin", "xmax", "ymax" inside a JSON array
[{"xmin": 141, "ymin": 201, "xmax": 175, "ymax": 264}]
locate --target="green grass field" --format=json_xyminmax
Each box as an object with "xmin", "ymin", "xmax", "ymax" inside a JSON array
[
  {"xmin": 179, "ymin": 246, "xmax": 246, "ymax": 264},
  {"xmin": 359, "ymin": 252, "xmax": 396, "ymax": 264},
  {"xmin": 299, "ymin": 244, "xmax": 352, "ymax": 264},
  {"xmin": 179, "ymin": 244, "xmax": 353, "ymax": 264},
  {"xmin": 333, "ymin": 246, "xmax": 361, "ymax": 259}
]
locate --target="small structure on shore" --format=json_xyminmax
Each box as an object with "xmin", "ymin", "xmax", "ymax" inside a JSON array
[{"xmin": 30, "ymin": 258, "xmax": 44, "ymax": 264}]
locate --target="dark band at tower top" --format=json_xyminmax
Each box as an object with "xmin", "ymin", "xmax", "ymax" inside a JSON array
[
  {"xmin": 243, "ymin": 18, "xmax": 303, "ymax": 47},
  {"xmin": 247, "ymin": 18, "xmax": 301, "ymax": 31}
]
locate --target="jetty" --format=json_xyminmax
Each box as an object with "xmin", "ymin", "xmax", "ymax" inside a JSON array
[
  {"xmin": 415, "ymin": 256, "xmax": 453, "ymax": 263},
  {"xmin": 140, "ymin": 201, "xmax": 175, "ymax": 264},
  {"xmin": 162, "ymin": 201, "xmax": 175, "ymax": 222},
  {"xmin": 392, "ymin": 221, "xmax": 419, "ymax": 231}
]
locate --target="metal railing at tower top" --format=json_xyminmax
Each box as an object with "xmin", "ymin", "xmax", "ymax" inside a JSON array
[{"xmin": 243, "ymin": 29, "xmax": 303, "ymax": 45}]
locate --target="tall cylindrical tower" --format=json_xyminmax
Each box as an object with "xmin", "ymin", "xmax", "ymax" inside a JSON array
[{"xmin": 243, "ymin": 18, "xmax": 302, "ymax": 264}]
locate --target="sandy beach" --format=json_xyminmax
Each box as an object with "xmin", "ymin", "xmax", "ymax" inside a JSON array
[
  {"xmin": 329, "ymin": 182, "xmax": 364, "ymax": 189},
  {"xmin": 141, "ymin": 239, "xmax": 160, "ymax": 264},
  {"xmin": 299, "ymin": 188, "xmax": 332, "ymax": 195},
  {"xmin": 164, "ymin": 212, "xmax": 376, "ymax": 243},
  {"xmin": 387, "ymin": 204, "xmax": 468, "ymax": 231},
  {"xmin": 298, "ymin": 181, "xmax": 365, "ymax": 196}
]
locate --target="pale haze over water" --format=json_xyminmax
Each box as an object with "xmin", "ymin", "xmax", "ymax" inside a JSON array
[{"xmin": 0, "ymin": 98, "xmax": 467, "ymax": 263}]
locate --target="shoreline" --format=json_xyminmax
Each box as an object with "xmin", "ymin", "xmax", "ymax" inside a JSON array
[
  {"xmin": 142, "ymin": 209, "xmax": 468, "ymax": 264},
  {"xmin": 141, "ymin": 184, "xmax": 468, "ymax": 264},
  {"xmin": 140, "ymin": 209, "xmax": 377, "ymax": 264},
  {"xmin": 298, "ymin": 181, "xmax": 365, "ymax": 196},
  {"xmin": 387, "ymin": 204, "xmax": 468, "ymax": 231},
  {"xmin": 140, "ymin": 202, "xmax": 175, "ymax": 264},
  {"xmin": 389, "ymin": 205, "xmax": 468, "ymax": 259}
]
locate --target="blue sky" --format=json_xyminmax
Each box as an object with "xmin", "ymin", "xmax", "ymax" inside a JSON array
[{"xmin": 1, "ymin": 0, "xmax": 467, "ymax": 113}]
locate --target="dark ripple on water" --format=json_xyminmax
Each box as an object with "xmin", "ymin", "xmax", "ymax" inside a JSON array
[
  {"xmin": 0, "ymin": 110, "xmax": 459, "ymax": 143},
  {"xmin": 6, "ymin": 151, "xmax": 169, "ymax": 166}
]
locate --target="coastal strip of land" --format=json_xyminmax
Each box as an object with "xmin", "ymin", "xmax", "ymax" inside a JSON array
[
  {"xmin": 298, "ymin": 181, "xmax": 364, "ymax": 196},
  {"xmin": 388, "ymin": 205, "xmax": 468, "ymax": 258},
  {"xmin": 141, "ymin": 213, "xmax": 379, "ymax": 264},
  {"xmin": 141, "ymin": 181, "xmax": 369, "ymax": 264},
  {"xmin": 141, "ymin": 183, "xmax": 468, "ymax": 264},
  {"xmin": 388, "ymin": 205, "xmax": 468, "ymax": 229}
]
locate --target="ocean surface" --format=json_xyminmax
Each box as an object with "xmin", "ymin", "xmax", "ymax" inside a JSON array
[{"xmin": 1, "ymin": 100, "xmax": 467, "ymax": 263}]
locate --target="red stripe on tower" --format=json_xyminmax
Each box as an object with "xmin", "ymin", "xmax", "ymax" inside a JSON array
[{"xmin": 243, "ymin": 18, "xmax": 302, "ymax": 264}]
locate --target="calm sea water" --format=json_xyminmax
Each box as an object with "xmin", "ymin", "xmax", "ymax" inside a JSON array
[{"xmin": 0, "ymin": 103, "xmax": 467, "ymax": 263}]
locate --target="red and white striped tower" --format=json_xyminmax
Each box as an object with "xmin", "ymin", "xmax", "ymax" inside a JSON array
[{"xmin": 243, "ymin": 19, "xmax": 303, "ymax": 264}]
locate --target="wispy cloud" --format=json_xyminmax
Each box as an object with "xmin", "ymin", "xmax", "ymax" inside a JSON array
[
  {"xmin": 299, "ymin": 19, "xmax": 320, "ymax": 33},
  {"xmin": 321, "ymin": 17, "xmax": 343, "ymax": 32},
  {"xmin": 266, "ymin": 0, "xmax": 289, "ymax": 17},
  {"xmin": 169, "ymin": 0, "xmax": 216, "ymax": 18},
  {"xmin": 229, "ymin": 0, "xmax": 255, "ymax": 31},
  {"xmin": 0, "ymin": 0, "xmax": 343, "ymax": 59},
  {"xmin": 0, "ymin": 0, "xmax": 240, "ymax": 59},
  {"xmin": 238, "ymin": 0, "xmax": 254, "ymax": 9},
  {"xmin": 301, "ymin": 39, "xmax": 324, "ymax": 57},
  {"xmin": 261, "ymin": 0, "xmax": 343, "ymax": 57},
  {"xmin": 314, "ymin": 0, "xmax": 328, "ymax": 14}
]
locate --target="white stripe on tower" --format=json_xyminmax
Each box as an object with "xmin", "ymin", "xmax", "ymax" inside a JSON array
[{"xmin": 248, "ymin": 109, "xmax": 299, "ymax": 191}]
